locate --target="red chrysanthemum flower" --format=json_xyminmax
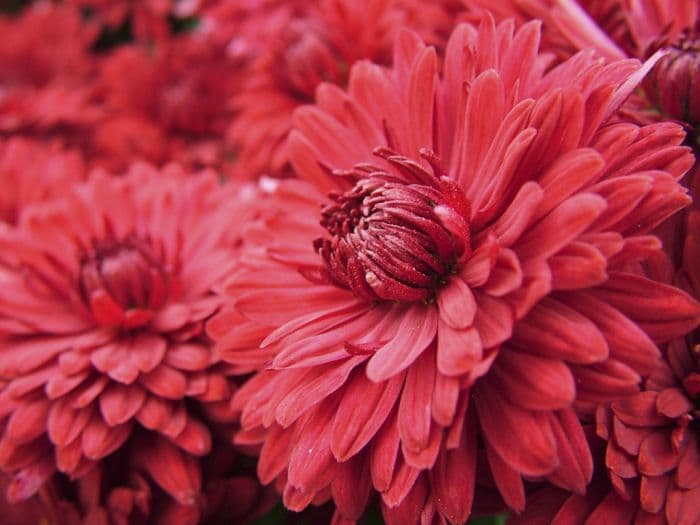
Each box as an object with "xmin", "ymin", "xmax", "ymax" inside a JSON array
[
  {"xmin": 0, "ymin": 137, "xmax": 85, "ymax": 226},
  {"xmin": 593, "ymin": 340, "xmax": 700, "ymax": 524},
  {"xmin": 0, "ymin": 163, "xmax": 259, "ymax": 520},
  {"xmin": 92, "ymin": 30, "xmax": 240, "ymax": 173},
  {"xmin": 209, "ymin": 18, "xmax": 700, "ymax": 524},
  {"xmin": 0, "ymin": 2, "xmax": 100, "ymax": 135},
  {"xmin": 226, "ymin": 0, "xmax": 466, "ymax": 179}
]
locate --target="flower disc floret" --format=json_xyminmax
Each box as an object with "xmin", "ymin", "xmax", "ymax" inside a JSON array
[{"xmin": 315, "ymin": 151, "xmax": 470, "ymax": 302}]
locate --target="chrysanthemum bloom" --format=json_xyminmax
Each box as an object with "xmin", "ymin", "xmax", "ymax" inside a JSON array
[
  {"xmin": 0, "ymin": 137, "xmax": 85, "ymax": 226},
  {"xmin": 0, "ymin": 2, "xmax": 100, "ymax": 135},
  {"xmin": 594, "ymin": 341, "xmax": 699, "ymax": 524},
  {"xmin": 226, "ymin": 0, "xmax": 465, "ymax": 179},
  {"xmin": 209, "ymin": 17, "xmax": 700, "ymax": 524},
  {"xmin": 0, "ymin": 162, "xmax": 259, "ymax": 521},
  {"xmin": 92, "ymin": 30, "xmax": 240, "ymax": 173}
]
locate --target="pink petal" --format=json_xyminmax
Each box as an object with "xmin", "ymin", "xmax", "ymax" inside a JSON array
[
  {"xmin": 381, "ymin": 473, "xmax": 427, "ymax": 525},
  {"xmin": 81, "ymin": 414, "xmax": 132, "ymax": 460},
  {"xmin": 639, "ymin": 474, "xmax": 669, "ymax": 514},
  {"xmin": 0, "ymin": 336, "xmax": 75, "ymax": 377},
  {"xmin": 475, "ymin": 381, "xmax": 558, "ymax": 476},
  {"xmin": 4, "ymin": 368, "xmax": 53, "ymax": 400},
  {"xmin": 489, "ymin": 182, "xmax": 543, "ymax": 247},
  {"xmin": 6, "ymin": 459, "xmax": 54, "ymax": 502},
  {"xmin": 535, "ymin": 148, "xmax": 605, "ymax": 220},
  {"xmin": 436, "ymin": 276, "xmax": 476, "ymax": 329},
  {"xmin": 381, "ymin": 458, "xmax": 421, "ymax": 508},
  {"xmin": 572, "ymin": 359, "xmax": 641, "ymax": 403},
  {"xmin": 472, "ymin": 292, "xmax": 514, "ymax": 348},
  {"xmin": 656, "ymin": 387, "xmax": 692, "ymax": 418},
  {"xmin": 638, "ymin": 431, "xmax": 680, "ymax": 476},
  {"xmin": 436, "ymin": 321, "xmax": 483, "ymax": 376},
  {"xmin": 129, "ymin": 333, "xmax": 167, "ymax": 374},
  {"xmin": 58, "ymin": 351, "xmax": 91, "ymax": 376},
  {"xmin": 139, "ymin": 364, "xmax": 187, "ymax": 400},
  {"xmin": 6, "ymin": 399, "xmax": 50, "ymax": 445},
  {"xmin": 370, "ymin": 412, "xmax": 400, "ymax": 492},
  {"xmin": 237, "ymin": 286, "xmax": 347, "ymax": 326},
  {"xmin": 47, "ymin": 399, "xmax": 91, "ymax": 446},
  {"xmin": 612, "ymin": 417, "xmax": 654, "ymax": 456},
  {"xmin": 89, "ymin": 290, "xmax": 124, "ymax": 326},
  {"xmin": 45, "ymin": 371, "xmax": 90, "ymax": 399},
  {"xmin": 257, "ymin": 424, "xmax": 293, "ymax": 485},
  {"xmin": 513, "ymin": 297, "xmax": 608, "ymax": 363},
  {"xmin": 91, "ymin": 342, "xmax": 138, "ymax": 385},
  {"xmin": 592, "ymin": 272, "xmax": 700, "ymax": 343},
  {"xmin": 330, "ymin": 370, "xmax": 404, "ymax": 462},
  {"xmin": 568, "ymin": 291, "xmax": 660, "ymax": 373},
  {"xmin": 398, "ymin": 349, "xmax": 435, "ymax": 454},
  {"xmin": 490, "ymin": 349, "xmax": 575, "ymax": 410},
  {"xmin": 56, "ymin": 439, "xmax": 83, "ymax": 474},
  {"xmin": 486, "ymin": 441, "xmax": 525, "ymax": 511},
  {"xmin": 135, "ymin": 395, "xmax": 174, "ymax": 431},
  {"xmin": 583, "ymin": 490, "xmax": 637, "ymax": 525},
  {"xmin": 195, "ymin": 373, "xmax": 231, "ymax": 402},
  {"xmin": 99, "ymin": 383, "xmax": 146, "ymax": 426},
  {"xmin": 162, "ymin": 402, "xmax": 188, "ymax": 438},
  {"xmin": 287, "ymin": 400, "xmax": 337, "ymax": 495},
  {"xmin": 515, "ymin": 193, "xmax": 607, "ymax": 259},
  {"xmin": 612, "ymin": 392, "xmax": 669, "ymax": 427},
  {"xmin": 271, "ymin": 307, "xmax": 379, "ymax": 369},
  {"xmin": 429, "ymin": 412, "xmax": 476, "ymax": 523},
  {"xmin": 282, "ymin": 485, "xmax": 315, "ymax": 513},
  {"xmin": 276, "ymin": 357, "xmax": 363, "ymax": 428},
  {"xmin": 676, "ymin": 434, "xmax": 700, "ymax": 489},
  {"xmin": 136, "ymin": 436, "xmax": 201, "ymax": 506},
  {"xmin": 549, "ymin": 241, "xmax": 607, "ymax": 290},
  {"xmin": 163, "ymin": 343, "xmax": 211, "ymax": 371},
  {"xmin": 431, "ymin": 372, "xmax": 459, "ymax": 427},
  {"xmin": 366, "ymin": 303, "xmax": 438, "ymax": 382},
  {"xmin": 151, "ymin": 303, "xmax": 191, "ymax": 332},
  {"xmin": 168, "ymin": 417, "xmax": 211, "ymax": 456},
  {"xmin": 460, "ymin": 234, "xmax": 498, "ymax": 287},
  {"xmin": 606, "ymin": 440, "xmax": 637, "ymax": 478},
  {"xmin": 406, "ymin": 47, "xmax": 437, "ymax": 153},
  {"xmin": 482, "ymin": 248, "xmax": 523, "ymax": 297},
  {"xmin": 331, "ymin": 454, "xmax": 372, "ymax": 521},
  {"xmin": 546, "ymin": 409, "xmax": 592, "ymax": 494},
  {"xmin": 401, "ymin": 423, "xmax": 441, "ymax": 470},
  {"xmin": 666, "ymin": 485, "xmax": 700, "ymax": 525}
]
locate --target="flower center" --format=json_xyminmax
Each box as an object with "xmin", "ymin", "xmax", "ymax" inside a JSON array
[
  {"xmin": 79, "ymin": 236, "xmax": 172, "ymax": 328},
  {"xmin": 314, "ymin": 150, "xmax": 471, "ymax": 302},
  {"xmin": 644, "ymin": 25, "xmax": 700, "ymax": 126}
]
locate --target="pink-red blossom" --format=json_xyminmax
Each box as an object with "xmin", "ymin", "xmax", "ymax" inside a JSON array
[
  {"xmin": 0, "ymin": 162, "xmax": 259, "ymax": 522},
  {"xmin": 210, "ymin": 18, "xmax": 700, "ymax": 524}
]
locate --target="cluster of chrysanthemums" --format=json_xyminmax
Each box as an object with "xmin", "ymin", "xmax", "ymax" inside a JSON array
[{"xmin": 0, "ymin": 0, "xmax": 699, "ymax": 524}]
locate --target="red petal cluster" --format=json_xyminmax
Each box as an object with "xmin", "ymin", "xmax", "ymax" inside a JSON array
[
  {"xmin": 0, "ymin": 163, "xmax": 261, "ymax": 522},
  {"xmin": 210, "ymin": 16, "xmax": 700, "ymax": 524},
  {"xmin": 595, "ymin": 340, "xmax": 700, "ymax": 524}
]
